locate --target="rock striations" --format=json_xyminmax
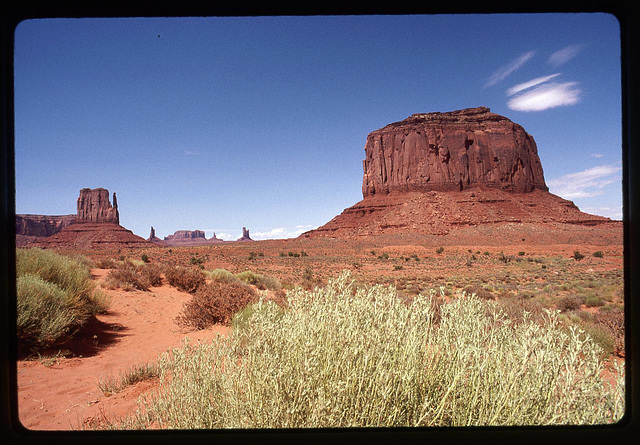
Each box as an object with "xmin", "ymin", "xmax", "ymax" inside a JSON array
[
  {"xmin": 361, "ymin": 107, "xmax": 547, "ymax": 196},
  {"xmin": 77, "ymin": 188, "xmax": 120, "ymax": 224},
  {"xmin": 15, "ymin": 214, "xmax": 76, "ymax": 247},
  {"xmin": 303, "ymin": 107, "xmax": 619, "ymax": 243},
  {"xmin": 16, "ymin": 214, "xmax": 76, "ymax": 237}
]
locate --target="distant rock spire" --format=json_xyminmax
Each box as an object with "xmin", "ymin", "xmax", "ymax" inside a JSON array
[{"xmin": 237, "ymin": 227, "xmax": 253, "ymax": 241}]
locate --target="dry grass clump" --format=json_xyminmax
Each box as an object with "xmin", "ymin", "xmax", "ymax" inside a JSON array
[
  {"xmin": 235, "ymin": 270, "xmax": 282, "ymax": 291},
  {"xmin": 16, "ymin": 248, "xmax": 109, "ymax": 352},
  {"xmin": 98, "ymin": 362, "xmax": 160, "ymax": 396},
  {"xmin": 557, "ymin": 295, "xmax": 583, "ymax": 312},
  {"xmin": 204, "ymin": 268, "xmax": 240, "ymax": 284},
  {"xmin": 123, "ymin": 272, "xmax": 624, "ymax": 429},
  {"xmin": 176, "ymin": 280, "xmax": 258, "ymax": 329},
  {"xmin": 163, "ymin": 265, "xmax": 205, "ymax": 294},
  {"xmin": 103, "ymin": 260, "xmax": 162, "ymax": 292},
  {"xmin": 495, "ymin": 295, "xmax": 546, "ymax": 326},
  {"xmin": 94, "ymin": 257, "xmax": 120, "ymax": 269}
]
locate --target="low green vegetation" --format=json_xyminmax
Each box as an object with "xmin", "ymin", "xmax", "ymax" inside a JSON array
[
  {"xmin": 98, "ymin": 362, "xmax": 160, "ymax": 396},
  {"xmin": 16, "ymin": 248, "xmax": 110, "ymax": 353},
  {"xmin": 120, "ymin": 272, "xmax": 623, "ymax": 429}
]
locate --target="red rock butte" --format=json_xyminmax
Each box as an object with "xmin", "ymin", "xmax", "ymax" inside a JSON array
[
  {"xmin": 25, "ymin": 188, "xmax": 151, "ymax": 249},
  {"xmin": 303, "ymin": 107, "xmax": 620, "ymax": 242},
  {"xmin": 362, "ymin": 107, "xmax": 547, "ymax": 196},
  {"xmin": 76, "ymin": 188, "xmax": 119, "ymax": 224}
]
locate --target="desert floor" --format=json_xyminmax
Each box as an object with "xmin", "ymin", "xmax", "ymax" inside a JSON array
[{"xmin": 15, "ymin": 237, "xmax": 625, "ymax": 430}]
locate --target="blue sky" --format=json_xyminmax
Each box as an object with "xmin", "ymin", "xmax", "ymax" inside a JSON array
[{"xmin": 13, "ymin": 13, "xmax": 623, "ymax": 240}]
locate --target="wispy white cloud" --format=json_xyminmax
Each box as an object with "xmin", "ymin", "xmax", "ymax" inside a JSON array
[
  {"xmin": 251, "ymin": 225, "xmax": 318, "ymax": 240},
  {"xmin": 548, "ymin": 44, "xmax": 582, "ymax": 66},
  {"xmin": 204, "ymin": 225, "xmax": 318, "ymax": 241},
  {"xmin": 547, "ymin": 164, "xmax": 621, "ymax": 199},
  {"xmin": 591, "ymin": 153, "xmax": 604, "ymax": 158},
  {"xmin": 506, "ymin": 73, "xmax": 561, "ymax": 96},
  {"xmin": 507, "ymin": 81, "xmax": 581, "ymax": 112},
  {"xmin": 214, "ymin": 232, "xmax": 236, "ymax": 241},
  {"xmin": 581, "ymin": 206, "xmax": 623, "ymax": 220},
  {"xmin": 484, "ymin": 51, "xmax": 536, "ymax": 88}
]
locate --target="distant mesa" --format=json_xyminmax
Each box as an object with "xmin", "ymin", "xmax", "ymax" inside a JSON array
[
  {"xmin": 18, "ymin": 188, "xmax": 151, "ymax": 249},
  {"xmin": 164, "ymin": 230, "xmax": 207, "ymax": 242},
  {"xmin": 158, "ymin": 228, "xmax": 252, "ymax": 246},
  {"xmin": 302, "ymin": 107, "xmax": 620, "ymax": 241},
  {"xmin": 16, "ymin": 214, "xmax": 75, "ymax": 239}
]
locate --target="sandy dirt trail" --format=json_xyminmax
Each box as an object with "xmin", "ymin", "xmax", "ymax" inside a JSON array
[{"xmin": 16, "ymin": 269, "xmax": 229, "ymax": 430}]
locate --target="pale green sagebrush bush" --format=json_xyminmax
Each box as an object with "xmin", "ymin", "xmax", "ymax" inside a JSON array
[
  {"xmin": 123, "ymin": 272, "xmax": 624, "ymax": 429},
  {"xmin": 16, "ymin": 248, "xmax": 109, "ymax": 351}
]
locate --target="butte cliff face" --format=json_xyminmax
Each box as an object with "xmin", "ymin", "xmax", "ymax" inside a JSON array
[
  {"xmin": 16, "ymin": 214, "xmax": 76, "ymax": 237},
  {"xmin": 303, "ymin": 107, "xmax": 619, "ymax": 243},
  {"xmin": 362, "ymin": 107, "xmax": 548, "ymax": 196},
  {"xmin": 76, "ymin": 188, "xmax": 119, "ymax": 224}
]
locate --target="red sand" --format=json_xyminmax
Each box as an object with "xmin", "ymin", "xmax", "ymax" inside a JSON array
[{"xmin": 16, "ymin": 269, "xmax": 229, "ymax": 430}]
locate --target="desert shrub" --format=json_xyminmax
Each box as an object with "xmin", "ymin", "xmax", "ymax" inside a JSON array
[
  {"xmin": 584, "ymin": 295, "xmax": 605, "ymax": 308},
  {"xmin": 593, "ymin": 251, "xmax": 604, "ymax": 258},
  {"xmin": 141, "ymin": 254, "xmax": 150, "ymax": 263},
  {"xmin": 232, "ymin": 300, "xmax": 286, "ymax": 332},
  {"xmin": 495, "ymin": 295, "xmax": 546, "ymax": 325},
  {"xmin": 235, "ymin": 270, "xmax": 282, "ymax": 291},
  {"xmin": 140, "ymin": 263, "xmax": 163, "ymax": 287},
  {"xmin": 378, "ymin": 252, "xmax": 390, "ymax": 260},
  {"xmin": 17, "ymin": 248, "xmax": 94, "ymax": 300},
  {"xmin": 124, "ymin": 272, "xmax": 624, "ymax": 429},
  {"xmin": 104, "ymin": 260, "xmax": 161, "ymax": 291},
  {"xmin": 498, "ymin": 252, "xmax": 513, "ymax": 263},
  {"xmin": 17, "ymin": 274, "xmax": 81, "ymax": 349},
  {"xmin": 593, "ymin": 309, "xmax": 625, "ymax": 357},
  {"xmin": 436, "ymin": 247, "xmax": 444, "ymax": 254},
  {"xmin": 557, "ymin": 295, "xmax": 583, "ymax": 312},
  {"xmin": 573, "ymin": 250, "xmax": 585, "ymax": 261},
  {"xmin": 176, "ymin": 280, "xmax": 258, "ymax": 328},
  {"xmin": 95, "ymin": 257, "xmax": 119, "ymax": 269},
  {"xmin": 189, "ymin": 256, "xmax": 205, "ymax": 265},
  {"xmin": 16, "ymin": 248, "xmax": 105, "ymax": 351},
  {"xmin": 204, "ymin": 268, "xmax": 240, "ymax": 284},
  {"xmin": 463, "ymin": 285, "xmax": 494, "ymax": 300},
  {"xmin": 89, "ymin": 288, "xmax": 112, "ymax": 315},
  {"xmin": 394, "ymin": 264, "xmax": 404, "ymax": 271},
  {"xmin": 164, "ymin": 265, "xmax": 205, "ymax": 294},
  {"xmin": 99, "ymin": 362, "xmax": 160, "ymax": 396}
]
